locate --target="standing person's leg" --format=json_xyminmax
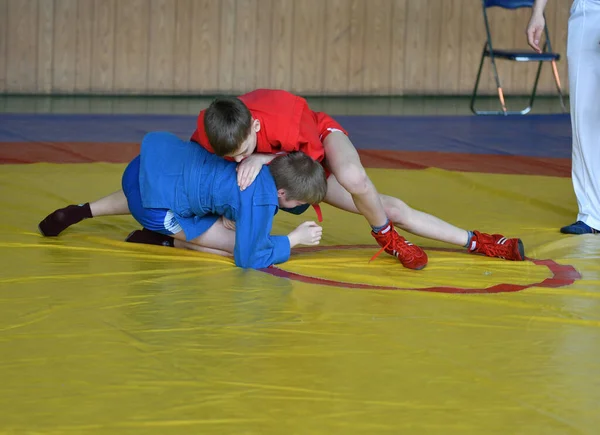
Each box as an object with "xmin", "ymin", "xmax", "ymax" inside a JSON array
[{"xmin": 561, "ymin": 0, "xmax": 600, "ymax": 234}]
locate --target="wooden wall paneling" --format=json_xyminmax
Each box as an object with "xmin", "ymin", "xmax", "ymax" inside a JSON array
[
  {"xmin": 362, "ymin": 0, "xmax": 393, "ymax": 94},
  {"xmin": 254, "ymin": 0, "xmax": 273, "ymax": 90},
  {"xmin": 475, "ymin": 6, "xmax": 495, "ymax": 96},
  {"xmin": 53, "ymin": 0, "xmax": 78, "ymax": 92},
  {"xmin": 389, "ymin": 0, "xmax": 407, "ymax": 95},
  {"xmin": 269, "ymin": 0, "xmax": 294, "ymax": 90},
  {"xmin": 91, "ymin": 0, "xmax": 116, "ymax": 93},
  {"xmin": 74, "ymin": 0, "xmax": 94, "ymax": 93},
  {"xmin": 172, "ymin": 0, "xmax": 192, "ymax": 93},
  {"xmin": 322, "ymin": 0, "xmax": 351, "ymax": 94},
  {"xmin": 437, "ymin": 0, "xmax": 461, "ymax": 95},
  {"xmin": 502, "ymin": 6, "xmax": 542, "ymax": 96},
  {"xmin": 482, "ymin": 5, "xmax": 500, "ymax": 96},
  {"xmin": 348, "ymin": 0, "xmax": 367, "ymax": 94},
  {"xmin": 424, "ymin": 0, "xmax": 443, "ymax": 94},
  {"xmin": 487, "ymin": 7, "xmax": 517, "ymax": 96},
  {"xmin": 481, "ymin": 5, "xmax": 549, "ymax": 97},
  {"xmin": 403, "ymin": 0, "xmax": 427, "ymax": 94},
  {"xmin": 540, "ymin": 0, "xmax": 570, "ymax": 96},
  {"xmin": 502, "ymin": 4, "xmax": 564, "ymax": 97},
  {"xmin": 6, "ymin": 0, "xmax": 39, "ymax": 92},
  {"xmin": 458, "ymin": 0, "xmax": 488, "ymax": 95},
  {"xmin": 535, "ymin": 1, "xmax": 556, "ymax": 93},
  {"xmin": 518, "ymin": 9, "xmax": 538, "ymax": 96},
  {"xmin": 37, "ymin": 0, "xmax": 54, "ymax": 93},
  {"xmin": 1, "ymin": 0, "xmax": 572, "ymax": 96},
  {"xmin": 113, "ymin": 0, "xmax": 150, "ymax": 93},
  {"xmin": 291, "ymin": 0, "xmax": 326, "ymax": 94},
  {"xmin": 189, "ymin": 0, "xmax": 220, "ymax": 93},
  {"xmin": 148, "ymin": 0, "xmax": 176, "ymax": 92},
  {"xmin": 218, "ymin": 0, "xmax": 236, "ymax": 92},
  {"xmin": 0, "ymin": 0, "xmax": 8, "ymax": 92},
  {"xmin": 511, "ymin": 6, "xmax": 541, "ymax": 96},
  {"xmin": 232, "ymin": 0, "xmax": 258, "ymax": 93},
  {"xmin": 553, "ymin": 0, "xmax": 570, "ymax": 95}
]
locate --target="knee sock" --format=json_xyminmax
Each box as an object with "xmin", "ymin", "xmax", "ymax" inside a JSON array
[
  {"xmin": 371, "ymin": 219, "xmax": 391, "ymax": 234},
  {"xmin": 464, "ymin": 230, "xmax": 474, "ymax": 248}
]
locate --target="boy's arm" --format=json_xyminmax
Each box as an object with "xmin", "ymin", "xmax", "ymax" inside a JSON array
[
  {"xmin": 233, "ymin": 194, "xmax": 290, "ymax": 269},
  {"xmin": 233, "ymin": 200, "xmax": 323, "ymax": 268},
  {"xmin": 532, "ymin": 0, "xmax": 548, "ymax": 15},
  {"xmin": 237, "ymin": 153, "xmax": 281, "ymax": 191}
]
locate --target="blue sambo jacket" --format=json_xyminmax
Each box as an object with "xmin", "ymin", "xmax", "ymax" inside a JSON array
[{"xmin": 138, "ymin": 131, "xmax": 290, "ymax": 269}]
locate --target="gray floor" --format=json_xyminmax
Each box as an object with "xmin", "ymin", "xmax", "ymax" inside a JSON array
[{"xmin": 0, "ymin": 94, "xmax": 569, "ymax": 116}]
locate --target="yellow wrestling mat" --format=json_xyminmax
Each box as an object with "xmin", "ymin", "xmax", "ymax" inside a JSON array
[{"xmin": 1, "ymin": 162, "xmax": 599, "ymax": 434}]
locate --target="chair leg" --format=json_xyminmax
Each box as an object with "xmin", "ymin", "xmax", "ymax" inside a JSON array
[
  {"xmin": 489, "ymin": 56, "xmax": 507, "ymax": 115},
  {"xmin": 550, "ymin": 60, "xmax": 567, "ymax": 112},
  {"xmin": 470, "ymin": 49, "xmax": 485, "ymax": 114},
  {"xmin": 522, "ymin": 60, "xmax": 544, "ymax": 115}
]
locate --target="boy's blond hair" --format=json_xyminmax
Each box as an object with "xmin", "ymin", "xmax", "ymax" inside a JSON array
[{"xmin": 269, "ymin": 152, "xmax": 327, "ymax": 205}]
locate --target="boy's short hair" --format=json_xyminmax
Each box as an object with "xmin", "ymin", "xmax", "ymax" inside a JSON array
[
  {"xmin": 204, "ymin": 97, "xmax": 252, "ymax": 156},
  {"xmin": 269, "ymin": 152, "xmax": 327, "ymax": 204}
]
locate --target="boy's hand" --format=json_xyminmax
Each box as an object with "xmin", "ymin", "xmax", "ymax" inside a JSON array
[
  {"xmin": 237, "ymin": 155, "xmax": 270, "ymax": 191},
  {"xmin": 526, "ymin": 13, "xmax": 545, "ymax": 53},
  {"xmin": 288, "ymin": 221, "xmax": 323, "ymax": 248}
]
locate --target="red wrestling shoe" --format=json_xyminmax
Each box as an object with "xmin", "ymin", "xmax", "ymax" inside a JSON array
[
  {"xmin": 370, "ymin": 222, "xmax": 428, "ymax": 270},
  {"xmin": 467, "ymin": 231, "xmax": 525, "ymax": 261}
]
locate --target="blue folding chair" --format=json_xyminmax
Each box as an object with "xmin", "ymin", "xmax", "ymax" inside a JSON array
[{"xmin": 471, "ymin": 0, "xmax": 567, "ymax": 115}]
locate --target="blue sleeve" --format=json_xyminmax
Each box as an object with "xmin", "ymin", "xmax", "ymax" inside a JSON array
[{"xmin": 233, "ymin": 193, "xmax": 291, "ymax": 269}]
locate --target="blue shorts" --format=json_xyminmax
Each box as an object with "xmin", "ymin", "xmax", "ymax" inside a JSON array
[
  {"xmin": 122, "ymin": 155, "xmax": 219, "ymax": 239},
  {"xmin": 122, "ymin": 156, "xmax": 183, "ymax": 236}
]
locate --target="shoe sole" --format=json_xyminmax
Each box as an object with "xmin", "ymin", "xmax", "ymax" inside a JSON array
[
  {"xmin": 404, "ymin": 256, "xmax": 428, "ymax": 270},
  {"xmin": 38, "ymin": 223, "xmax": 55, "ymax": 237},
  {"xmin": 561, "ymin": 228, "xmax": 596, "ymax": 234},
  {"xmin": 517, "ymin": 239, "xmax": 525, "ymax": 261},
  {"xmin": 125, "ymin": 230, "xmax": 140, "ymax": 243}
]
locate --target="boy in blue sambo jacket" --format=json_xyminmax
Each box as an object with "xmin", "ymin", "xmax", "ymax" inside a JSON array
[{"xmin": 40, "ymin": 131, "xmax": 327, "ymax": 269}]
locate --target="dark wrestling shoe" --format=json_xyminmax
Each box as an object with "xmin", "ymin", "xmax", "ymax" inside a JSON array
[
  {"xmin": 125, "ymin": 228, "xmax": 175, "ymax": 247},
  {"xmin": 560, "ymin": 221, "xmax": 599, "ymax": 235},
  {"xmin": 38, "ymin": 203, "xmax": 92, "ymax": 236}
]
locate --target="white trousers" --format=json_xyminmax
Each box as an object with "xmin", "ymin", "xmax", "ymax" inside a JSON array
[{"xmin": 568, "ymin": 0, "xmax": 600, "ymax": 229}]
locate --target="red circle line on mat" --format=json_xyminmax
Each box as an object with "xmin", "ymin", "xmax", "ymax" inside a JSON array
[{"xmin": 260, "ymin": 245, "xmax": 581, "ymax": 294}]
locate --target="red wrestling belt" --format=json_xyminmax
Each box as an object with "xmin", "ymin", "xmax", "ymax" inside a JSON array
[{"xmin": 312, "ymin": 204, "xmax": 323, "ymax": 222}]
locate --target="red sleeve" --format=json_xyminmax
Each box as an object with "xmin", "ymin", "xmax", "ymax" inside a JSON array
[{"xmin": 190, "ymin": 110, "xmax": 215, "ymax": 153}]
